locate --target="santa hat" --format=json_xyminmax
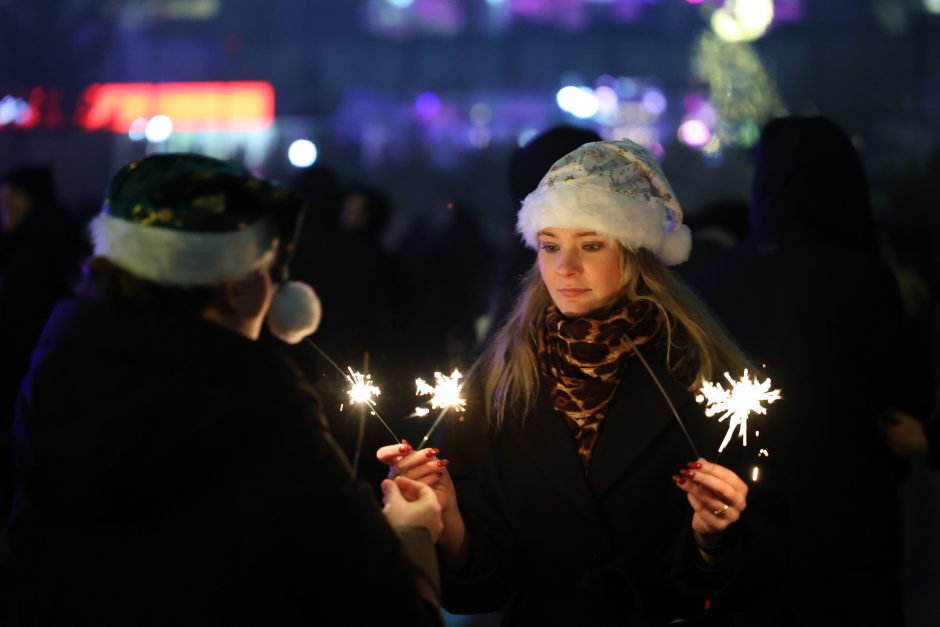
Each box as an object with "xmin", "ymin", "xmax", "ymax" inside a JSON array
[
  {"xmin": 90, "ymin": 153, "xmax": 320, "ymax": 343},
  {"xmin": 516, "ymin": 140, "xmax": 691, "ymax": 265}
]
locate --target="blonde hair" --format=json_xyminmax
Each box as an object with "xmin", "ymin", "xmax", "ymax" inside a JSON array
[{"xmin": 470, "ymin": 246, "xmax": 751, "ymax": 429}]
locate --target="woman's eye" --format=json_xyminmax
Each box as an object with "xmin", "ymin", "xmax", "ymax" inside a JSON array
[
  {"xmin": 539, "ymin": 242, "xmax": 558, "ymax": 252},
  {"xmin": 583, "ymin": 241, "xmax": 604, "ymax": 251}
]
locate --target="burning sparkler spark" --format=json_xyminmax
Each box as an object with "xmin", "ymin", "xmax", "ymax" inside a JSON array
[
  {"xmin": 347, "ymin": 368, "xmax": 380, "ymax": 407},
  {"xmin": 752, "ymin": 466, "xmax": 760, "ymax": 482},
  {"xmin": 414, "ymin": 369, "xmax": 466, "ymax": 449},
  {"xmin": 415, "ymin": 369, "xmax": 466, "ymax": 414},
  {"xmin": 695, "ymin": 370, "xmax": 781, "ymax": 453}
]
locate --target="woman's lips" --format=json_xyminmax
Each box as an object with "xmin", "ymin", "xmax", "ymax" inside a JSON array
[{"xmin": 557, "ymin": 288, "xmax": 590, "ymax": 298}]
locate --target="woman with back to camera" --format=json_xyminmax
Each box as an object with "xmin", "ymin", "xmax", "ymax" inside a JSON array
[
  {"xmin": 380, "ymin": 140, "xmax": 757, "ymax": 625},
  {"xmin": 11, "ymin": 154, "xmax": 444, "ymax": 626}
]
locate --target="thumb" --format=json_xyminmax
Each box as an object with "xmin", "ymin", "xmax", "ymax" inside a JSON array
[
  {"xmin": 381, "ymin": 478, "xmax": 402, "ymax": 510},
  {"xmin": 412, "ymin": 481, "xmax": 441, "ymax": 510}
]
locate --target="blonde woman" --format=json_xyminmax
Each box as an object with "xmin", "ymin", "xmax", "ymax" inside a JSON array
[{"xmin": 380, "ymin": 140, "xmax": 753, "ymax": 625}]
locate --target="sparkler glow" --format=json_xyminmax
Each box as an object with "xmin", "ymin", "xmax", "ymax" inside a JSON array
[
  {"xmin": 414, "ymin": 369, "xmax": 466, "ymax": 449},
  {"xmin": 752, "ymin": 466, "xmax": 760, "ymax": 482},
  {"xmin": 346, "ymin": 368, "xmax": 381, "ymax": 406},
  {"xmin": 696, "ymin": 369, "xmax": 781, "ymax": 453},
  {"xmin": 303, "ymin": 338, "xmax": 399, "ymax": 443}
]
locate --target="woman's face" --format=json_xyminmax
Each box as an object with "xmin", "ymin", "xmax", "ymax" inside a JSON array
[{"xmin": 537, "ymin": 227, "xmax": 624, "ymax": 317}]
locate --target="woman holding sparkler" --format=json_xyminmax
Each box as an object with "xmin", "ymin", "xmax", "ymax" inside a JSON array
[
  {"xmin": 380, "ymin": 140, "xmax": 758, "ymax": 625},
  {"xmin": 10, "ymin": 154, "xmax": 445, "ymax": 626}
]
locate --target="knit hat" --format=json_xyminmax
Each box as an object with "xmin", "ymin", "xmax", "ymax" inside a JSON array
[
  {"xmin": 516, "ymin": 140, "xmax": 691, "ymax": 265},
  {"xmin": 90, "ymin": 153, "xmax": 320, "ymax": 343}
]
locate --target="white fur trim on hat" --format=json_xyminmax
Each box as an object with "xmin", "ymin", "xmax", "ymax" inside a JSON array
[
  {"xmin": 267, "ymin": 281, "xmax": 322, "ymax": 344},
  {"xmin": 90, "ymin": 214, "xmax": 278, "ymax": 287},
  {"xmin": 516, "ymin": 140, "xmax": 691, "ymax": 266}
]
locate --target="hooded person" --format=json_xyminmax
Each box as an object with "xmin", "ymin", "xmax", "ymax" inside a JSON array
[
  {"xmin": 10, "ymin": 154, "xmax": 444, "ymax": 626},
  {"xmin": 693, "ymin": 117, "xmax": 935, "ymax": 627},
  {"xmin": 377, "ymin": 140, "xmax": 762, "ymax": 625}
]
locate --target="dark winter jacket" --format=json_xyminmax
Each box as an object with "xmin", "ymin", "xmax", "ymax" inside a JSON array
[
  {"xmin": 11, "ymin": 297, "xmax": 440, "ymax": 627},
  {"xmin": 440, "ymin": 339, "xmax": 753, "ymax": 626}
]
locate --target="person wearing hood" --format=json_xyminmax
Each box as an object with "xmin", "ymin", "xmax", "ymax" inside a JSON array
[
  {"xmin": 693, "ymin": 116, "xmax": 935, "ymax": 626},
  {"xmin": 10, "ymin": 154, "xmax": 444, "ymax": 626},
  {"xmin": 379, "ymin": 140, "xmax": 758, "ymax": 625}
]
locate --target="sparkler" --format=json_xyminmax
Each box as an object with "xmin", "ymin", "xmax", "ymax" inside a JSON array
[
  {"xmin": 696, "ymin": 369, "xmax": 781, "ymax": 453},
  {"xmin": 304, "ymin": 338, "xmax": 400, "ymax": 443},
  {"xmin": 414, "ymin": 369, "xmax": 466, "ymax": 450}
]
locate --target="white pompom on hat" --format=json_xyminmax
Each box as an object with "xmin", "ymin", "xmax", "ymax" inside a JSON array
[
  {"xmin": 267, "ymin": 281, "xmax": 322, "ymax": 344},
  {"xmin": 516, "ymin": 139, "xmax": 691, "ymax": 265}
]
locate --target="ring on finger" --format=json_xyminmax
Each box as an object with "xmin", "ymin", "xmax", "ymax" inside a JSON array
[{"xmin": 713, "ymin": 503, "xmax": 730, "ymax": 518}]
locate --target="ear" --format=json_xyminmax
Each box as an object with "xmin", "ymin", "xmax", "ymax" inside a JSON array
[{"xmin": 223, "ymin": 270, "xmax": 272, "ymax": 319}]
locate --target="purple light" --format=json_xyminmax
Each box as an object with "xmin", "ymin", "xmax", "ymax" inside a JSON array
[
  {"xmin": 682, "ymin": 92, "xmax": 705, "ymax": 114},
  {"xmin": 678, "ymin": 119, "xmax": 711, "ymax": 148},
  {"xmin": 415, "ymin": 92, "xmax": 441, "ymax": 117},
  {"xmin": 641, "ymin": 89, "xmax": 667, "ymax": 116}
]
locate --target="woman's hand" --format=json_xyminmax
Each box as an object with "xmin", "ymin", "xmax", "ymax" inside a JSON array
[
  {"xmin": 377, "ymin": 440, "xmax": 455, "ymax": 514},
  {"xmin": 381, "ymin": 475, "xmax": 444, "ymax": 542},
  {"xmin": 672, "ymin": 458, "xmax": 748, "ymax": 548},
  {"xmin": 377, "ymin": 440, "xmax": 468, "ymax": 564}
]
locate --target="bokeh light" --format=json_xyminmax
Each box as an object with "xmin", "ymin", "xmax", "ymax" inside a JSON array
[
  {"xmin": 128, "ymin": 117, "xmax": 148, "ymax": 141},
  {"xmin": 556, "ymin": 86, "xmax": 599, "ymax": 119},
  {"xmin": 678, "ymin": 119, "xmax": 711, "ymax": 148},
  {"xmin": 288, "ymin": 139, "xmax": 318, "ymax": 167},
  {"xmin": 711, "ymin": 0, "xmax": 775, "ymax": 42},
  {"xmin": 144, "ymin": 115, "xmax": 173, "ymax": 143},
  {"xmin": 415, "ymin": 92, "xmax": 442, "ymax": 117}
]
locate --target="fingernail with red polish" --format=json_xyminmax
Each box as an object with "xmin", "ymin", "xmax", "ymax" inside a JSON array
[
  {"xmin": 687, "ymin": 462, "xmax": 702, "ymax": 470},
  {"xmin": 425, "ymin": 448, "xmax": 439, "ymax": 458},
  {"xmin": 399, "ymin": 444, "xmax": 411, "ymax": 454},
  {"xmin": 680, "ymin": 468, "xmax": 695, "ymax": 478},
  {"xmin": 437, "ymin": 459, "xmax": 450, "ymax": 468},
  {"xmin": 672, "ymin": 474, "xmax": 686, "ymax": 485}
]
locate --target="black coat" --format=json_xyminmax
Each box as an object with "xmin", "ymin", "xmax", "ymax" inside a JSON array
[
  {"xmin": 440, "ymin": 341, "xmax": 752, "ymax": 626},
  {"xmin": 11, "ymin": 297, "xmax": 440, "ymax": 627}
]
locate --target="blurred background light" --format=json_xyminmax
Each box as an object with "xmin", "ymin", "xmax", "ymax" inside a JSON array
[
  {"xmin": 517, "ymin": 128, "xmax": 539, "ymax": 147},
  {"xmin": 386, "ymin": 0, "xmax": 414, "ymax": 8},
  {"xmin": 288, "ymin": 139, "xmax": 318, "ymax": 167},
  {"xmin": 128, "ymin": 117, "xmax": 148, "ymax": 141},
  {"xmin": 556, "ymin": 86, "xmax": 599, "ymax": 119},
  {"xmin": 678, "ymin": 119, "xmax": 711, "ymax": 147},
  {"xmin": 711, "ymin": 0, "xmax": 775, "ymax": 42},
  {"xmin": 641, "ymin": 88, "xmax": 668, "ymax": 116},
  {"xmin": 144, "ymin": 115, "xmax": 173, "ymax": 143},
  {"xmin": 927, "ymin": 0, "xmax": 940, "ymax": 14},
  {"xmin": 415, "ymin": 92, "xmax": 442, "ymax": 117}
]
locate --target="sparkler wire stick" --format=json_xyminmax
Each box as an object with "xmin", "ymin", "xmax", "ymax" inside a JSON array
[
  {"xmin": 417, "ymin": 407, "xmax": 449, "ymax": 450},
  {"xmin": 304, "ymin": 338, "xmax": 400, "ymax": 443},
  {"xmin": 351, "ymin": 352, "xmax": 369, "ymax": 476},
  {"xmin": 623, "ymin": 337, "xmax": 702, "ymax": 460}
]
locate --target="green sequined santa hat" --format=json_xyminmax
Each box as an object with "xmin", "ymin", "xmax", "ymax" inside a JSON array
[
  {"xmin": 516, "ymin": 139, "xmax": 691, "ymax": 266},
  {"xmin": 90, "ymin": 153, "xmax": 320, "ymax": 343}
]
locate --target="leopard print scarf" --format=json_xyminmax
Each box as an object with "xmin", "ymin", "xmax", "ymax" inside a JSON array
[{"xmin": 538, "ymin": 300, "xmax": 661, "ymax": 470}]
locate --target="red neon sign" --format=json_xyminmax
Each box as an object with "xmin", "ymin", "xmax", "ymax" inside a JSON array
[{"xmin": 74, "ymin": 81, "xmax": 275, "ymax": 133}]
